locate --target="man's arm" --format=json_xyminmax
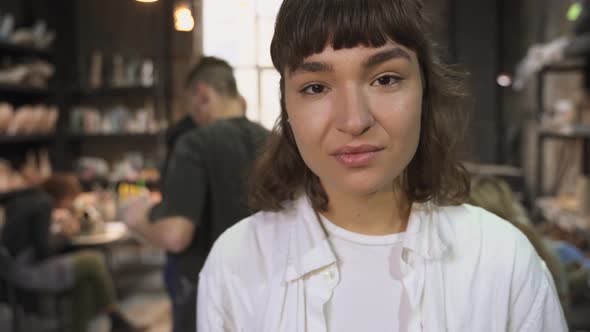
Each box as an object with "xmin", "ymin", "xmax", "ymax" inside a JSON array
[
  {"xmin": 122, "ymin": 198, "xmax": 195, "ymax": 253},
  {"xmin": 120, "ymin": 132, "xmax": 207, "ymax": 253}
]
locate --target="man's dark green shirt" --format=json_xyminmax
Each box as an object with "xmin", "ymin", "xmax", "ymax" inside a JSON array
[{"xmin": 151, "ymin": 117, "xmax": 269, "ymax": 279}]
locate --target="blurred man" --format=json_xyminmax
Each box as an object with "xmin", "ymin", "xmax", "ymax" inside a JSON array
[
  {"xmin": 120, "ymin": 56, "xmax": 268, "ymax": 332},
  {"xmin": 159, "ymin": 76, "xmax": 200, "ymax": 178}
]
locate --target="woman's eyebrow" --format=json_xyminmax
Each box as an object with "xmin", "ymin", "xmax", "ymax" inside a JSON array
[
  {"xmin": 289, "ymin": 47, "xmax": 411, "ymax": 77},
  {"xmin": 363, "ymin": 47, "xmax": 412, "ymax": 69},
  {"xmin": 290, "ymin": 61, "xmax": 334, "ymax": 77}
]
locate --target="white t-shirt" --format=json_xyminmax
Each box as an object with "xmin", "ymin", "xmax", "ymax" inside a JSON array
[{"xmin": 320, "ymin": 214, "xmax": 411, "ymax": 332}]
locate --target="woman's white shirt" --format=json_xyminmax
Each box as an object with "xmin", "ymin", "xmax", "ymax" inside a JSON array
[
  {"xmin": 319, "ymin": 214, "xmax": 411, "ymax": 331},
  {"xmin": 197, "ymin": 195, "xmax": 567, "ymax": 332}
]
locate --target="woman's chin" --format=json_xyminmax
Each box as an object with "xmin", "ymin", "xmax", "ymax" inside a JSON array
[{"xmin": 328, "ymin": 178, "xmax": 396, "ymax": 198}]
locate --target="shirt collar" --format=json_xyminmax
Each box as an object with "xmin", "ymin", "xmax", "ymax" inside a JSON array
[
  {"xmin": 284, "ymin": 194, "xmax": 455, "ymax": 282},
  {"xmin": 285, "ymin": 195, "xmax": 337, "ymax": 282},
  {"xmin": 402, "ymin": 202, "xmax": 454, "ymax": 262}
]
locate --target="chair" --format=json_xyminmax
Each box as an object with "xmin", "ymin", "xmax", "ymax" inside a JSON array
[
  {"xmin": 0, "ymin": 246, "xmax": 25, "ymax": 332},
  {"xmin": 0, "ymin": 245, "xmax": 67, "ymax": 332}
]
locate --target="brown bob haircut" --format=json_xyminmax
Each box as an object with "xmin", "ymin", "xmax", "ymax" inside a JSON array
[
  {"xmin": 41, "ymin": 173, "xmax": 82, "ymax": 207},
  {"xmin": 249, "ymin": 0, "xmax": 470, "ymax": 212}
]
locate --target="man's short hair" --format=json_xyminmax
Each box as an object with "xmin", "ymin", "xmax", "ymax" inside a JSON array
[{"xmin": 185, "ymin": 56, "xmax": 239, "ymax": 98}]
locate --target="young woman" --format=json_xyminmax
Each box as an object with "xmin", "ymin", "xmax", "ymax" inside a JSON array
[{"xmin": 197, "ymin": 0, "xmax": 567, "ymax": 331}]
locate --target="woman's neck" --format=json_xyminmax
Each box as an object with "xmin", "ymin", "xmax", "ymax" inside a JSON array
[{"xmin": 321, "ymin": 187, "xmax": 410, "ymax": 236}]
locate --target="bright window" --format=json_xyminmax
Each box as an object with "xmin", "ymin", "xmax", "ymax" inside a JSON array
[{"xmin": 203, "ymin": 0, "xmax": 283, "ymax": 129}]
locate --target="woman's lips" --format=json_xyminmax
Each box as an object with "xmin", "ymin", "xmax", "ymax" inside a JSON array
[{"xmin": 331, "ymin": 145, "xmax": 384, "ymax": 168}]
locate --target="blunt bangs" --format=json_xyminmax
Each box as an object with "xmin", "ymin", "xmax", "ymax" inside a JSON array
[{"xmin": 270, "ymin": 0, "xmax": 427, "ymax": 73}]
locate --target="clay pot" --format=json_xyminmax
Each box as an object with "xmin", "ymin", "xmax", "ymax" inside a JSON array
[
  {"xmin": 0, "ymin": 102, "xmax": 14, "ymax": 134},
  {"xmin": 46, "ymin": 106, "xmax": 59, "ymax": 132},
  {"xmin": 29, "ymin": 105, "xmax": 45, "ymax": 133},
  {"xmin": 7, "ymin": 106, "xmax": 29, "ymax": 135}
]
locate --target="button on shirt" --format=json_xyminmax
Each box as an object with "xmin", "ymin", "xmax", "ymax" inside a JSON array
[
  {"xmin": 197, "ymin": 195, "xmax": 568, "ymax": 332},
  {"xmin": 319, "ymin": 214, "xmax": 412, "ymax": 332}
]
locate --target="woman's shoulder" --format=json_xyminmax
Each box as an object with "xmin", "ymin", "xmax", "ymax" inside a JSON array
[
  {"xmin": 430, "ymin": 203, "xmax": 537, "ymax": 271},
  {"xmin": 436, "ymin": 204, "xmax": 542, "ymax": 276},
  {"xmin": 437, "ymin": 203, "xmax": 530, "ymax": 246},
  {"xmin": 438, "ymin": 204, "xmax": 566, "ymax": 329}
]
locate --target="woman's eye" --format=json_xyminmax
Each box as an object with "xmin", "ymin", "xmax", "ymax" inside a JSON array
[
  {"xmin": 372, "ymin": 75, "xmax": 401, "ymax": 87},
  {"xmin": 301, "ymin": 84, "xmax": 327, "ymax": 95}
]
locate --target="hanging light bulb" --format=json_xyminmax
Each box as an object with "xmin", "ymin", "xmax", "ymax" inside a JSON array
[
  {"xmin": 496, "ymin": 73, "xmax": 513, "ymax": 87},
  {"xmin": 174, "ymin": 3, "xmax": 195, "ymax": 32},
  {"xmin": 136, "ymin": 0, "xmax": 159, "ymax": 3}
]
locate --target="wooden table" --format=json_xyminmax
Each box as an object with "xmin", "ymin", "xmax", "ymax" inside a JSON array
[{"xmin": 68, "ymin": 222, "xmax": 130, "ymax": 269}]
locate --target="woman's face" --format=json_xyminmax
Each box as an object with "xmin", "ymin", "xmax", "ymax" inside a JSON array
[
  {"xmin": 284, "ymin": 42, "xmax": 423, "ymax": 198},
  {"xmin": 57, "ymin": 195, "xmax": 75, "ymax": 210}
]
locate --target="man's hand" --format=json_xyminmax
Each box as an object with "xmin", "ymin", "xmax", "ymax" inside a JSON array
[
  {"xmin": 118, "ymin": 194, "xmax": 155, "ymax": 230},
  {"xmin": 117, "ymin": 192, "xmax": 194, "ymax": 253},
  {"xmin": 52, "ymin": 208, "xmax": 81, "ymax": 236}
]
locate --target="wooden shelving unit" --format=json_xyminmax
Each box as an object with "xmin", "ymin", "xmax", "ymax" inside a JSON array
[
  {"xmin": 0, "ymin": 84, "xmax": 50, "ymax": 96},
  {"xmin": 71, "ymin": 86, "xmax": 156, "ymax": 98},
  {"xmin": 67, "ymin": 132, "xmax": 162, "ymax": 141},
  {"xmin": 0, "ymin": 41, "xmax": 52, "ymax": 59},
  {"xmin": 0, "ymin": 0, "xmax": 171, "ymax": 178},
  {"xmin": 57, "ymin": 0, "xmax": 171, "ymax": 173},
  {"xmin": 539, "ymin": 125, "xmax": 590, "ymax": 140},
  {"xmin": 0, "ymin": 135, "xmax": 54, "ymax": 145},
  {"xmin": 0, "ymin": 3, "xmax": 57, "ymax": 164},
  {"xmin": 534, "ymin": 61, "xmax": 590, "ymax": 202}
]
